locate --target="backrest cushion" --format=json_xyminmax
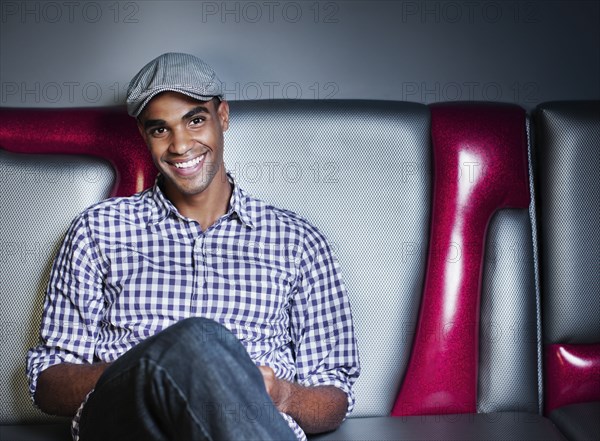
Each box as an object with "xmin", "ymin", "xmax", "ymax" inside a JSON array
[
  {"xmin": 0, "ymin": 150, "xmax": 115, "ymax": 423},
  {"xmin": 225, "ymin": 100, "xmax": 432, "ymax": 417},
  {"xmin": 535, "ymin": 101, "xmax": 600, "ymax": 413},
  {"xmin": 535, "ymin": 101, "xmax": 600, "ymax": 344},
  {"xmin": 0, "ymin": 106, "xmax": 154, "ymax": 423}
]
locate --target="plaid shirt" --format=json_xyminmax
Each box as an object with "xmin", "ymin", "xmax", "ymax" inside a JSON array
[{"xmin": 27, "ymin": 174, "xmax": 360, "ymax": 441}]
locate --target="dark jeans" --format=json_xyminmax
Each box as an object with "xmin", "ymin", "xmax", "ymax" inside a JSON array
[{"xmin": 79, "ymin": 317, "xmax": 297, "ymax": 441}]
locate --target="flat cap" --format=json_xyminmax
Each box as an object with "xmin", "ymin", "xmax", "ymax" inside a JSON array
[{"xmin": 127, "ymin": 52, "xmax": 223, "ymax": 117}]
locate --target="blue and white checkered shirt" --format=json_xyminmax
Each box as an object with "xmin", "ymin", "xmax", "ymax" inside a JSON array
[{"xmin": 27, "ymin": 174, "xmax": 360, "ymax": 441}]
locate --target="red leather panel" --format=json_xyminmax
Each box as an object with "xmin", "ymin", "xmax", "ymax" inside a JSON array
[
  {"xmin": 392, "ymin": 103, "xmax": 530, "ymax": 416},
  {"xmin": 545, "ymin": 343, "xmax": 600, "ymax": 414},
  {"xmin": 0, "ymin": 107, "xmax": 155, "ymax": 196}
]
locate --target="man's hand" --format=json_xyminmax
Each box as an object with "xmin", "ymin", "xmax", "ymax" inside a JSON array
[
  {"xmin": 258, "ymin": 365, "xmax": 293, "ymax": 412},
  {"xmin": 258, "ymin": 365, "xmax": 348, "ymax": 435},
  {"xmin": 35, "ymin": 362, "xmax": 111, "ymax": 416}
]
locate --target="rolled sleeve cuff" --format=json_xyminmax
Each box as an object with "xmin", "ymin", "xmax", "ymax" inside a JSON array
[
  {"xmin": 71, "ymin": 389, "xmax": 94, "ymax": 441},
  {"xmin": 280, "ymin": 412, "xmax": 308, "ymax": 441},
  {"xmin": 26, "ymin": 346, "xmax": 85, "ymax": 404},
  {"xmin": 26, "ymin": 352, "xmax": 62, "ymax": 403}
]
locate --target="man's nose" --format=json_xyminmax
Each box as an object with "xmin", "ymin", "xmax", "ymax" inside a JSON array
[{"xmin": 169, "ymin": 129, "xmax": 193, "ymax": 155}]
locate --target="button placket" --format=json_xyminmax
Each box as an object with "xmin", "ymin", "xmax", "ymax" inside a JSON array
[{"xmin": 192, "ymin": 234, "xmax": 206, "ymax": 315}]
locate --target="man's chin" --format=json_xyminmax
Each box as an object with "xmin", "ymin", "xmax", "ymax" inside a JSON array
[
  {"xmin": 162, "ymin": 176, "xmax": 210, "ymax": 198},
  {"xmin": 174, "ymin": 183, "xmax": 210, "ymax": 197}
]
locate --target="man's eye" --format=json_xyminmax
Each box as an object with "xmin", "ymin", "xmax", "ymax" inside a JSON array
[
  {"xmin": 151, "ymin": 127, "xmax": 167, "ymax": 135},
  {"xmin": 190, "ymin": 117, "xmax": 205, "ymax": 125}
]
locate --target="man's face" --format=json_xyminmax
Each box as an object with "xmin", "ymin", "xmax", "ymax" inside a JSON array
[{"xmin": 137, "ymin": 91, "xmax": 229, "ymax": 200}]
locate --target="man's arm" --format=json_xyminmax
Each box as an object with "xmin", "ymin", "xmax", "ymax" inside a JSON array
[
  {"xmin": 259, "ymin": 366, "xmax": 347, "ymax": 434},
  {"xmin": 35, "ymin": 362, "xmax": 111, "ymax": 416},
  {"xmin": 27, "ymin": 214, "xmax": 108, "ymax": 415},
  {"xmin": 276, "ymin": 224, "xmax": 360, "ymax": 435}
]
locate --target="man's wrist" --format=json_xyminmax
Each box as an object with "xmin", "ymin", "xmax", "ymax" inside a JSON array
[{"xmin": 276, "ymin": 379, "xmax": 295, "ymax": 414}]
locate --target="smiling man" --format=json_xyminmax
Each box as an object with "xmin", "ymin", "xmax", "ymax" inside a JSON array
[
  {"xmin": 139, "ymin": 91, "xmax": 231, "ymax": 231},
  {"xmin": 27, "ymin": 53, "xmax": 360, "ymax": 441}
]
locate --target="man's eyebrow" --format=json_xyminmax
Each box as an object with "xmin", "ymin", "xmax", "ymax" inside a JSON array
[
  {"xmin": 182, "ymin": 106, "xmax": 210, "ymax": 120},
  {"xmin": 142, "ymin": 106, "xmax": 210, "ymax": 130},
  {"xmin": 143, "ymin": 119, "xmax": 166, "ymax": 130}
]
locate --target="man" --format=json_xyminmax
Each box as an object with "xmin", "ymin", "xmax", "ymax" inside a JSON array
[{"xmin": 27, "ymin": 53, "xmax": 360, "ymax": 440}]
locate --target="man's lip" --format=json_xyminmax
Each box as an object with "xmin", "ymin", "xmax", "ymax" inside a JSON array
[
  {"xmin": 166, "ymin": 154, "xmax": 207, "ymax": 176},
  {"xmin": 167, "ymin": 153, "xmax": 207, "ymax": 166}
]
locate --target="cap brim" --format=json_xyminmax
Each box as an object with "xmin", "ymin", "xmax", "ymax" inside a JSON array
[{"xmin": 128, "ymin": 87, "xmax": 222, "ymax": 117}]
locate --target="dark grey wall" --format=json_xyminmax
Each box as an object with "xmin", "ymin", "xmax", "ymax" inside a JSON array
[{"xmin": 1, "ymin": 0, "xmax": 598, "ymax": 109}]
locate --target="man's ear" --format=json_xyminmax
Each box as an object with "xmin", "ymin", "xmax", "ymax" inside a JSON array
[
  {"xmin": 217, "ymin": 100, "xmax": 230, "ymax": 132},
  {"xmin": 136, "ymin": 119, "xmax": 148, "ymax": 143}
]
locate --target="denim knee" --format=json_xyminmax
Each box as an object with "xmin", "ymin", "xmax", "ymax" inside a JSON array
[
  {"xmin": 164, "ymin": 317, "xmax": 240, "ymax": 347},
  {"xmin": 146, "ymin": 317, "xmax": 245, "ymax": 366}
]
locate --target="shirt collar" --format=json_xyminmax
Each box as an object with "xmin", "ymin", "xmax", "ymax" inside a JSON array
[{"xmin": 148, "ymin": 173, "xmax": 256, "ymax": 229}]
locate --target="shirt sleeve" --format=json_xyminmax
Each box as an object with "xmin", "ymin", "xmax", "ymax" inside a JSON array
[
  {"xmin": 26, "ymin": 213, "xmax": 106, "ymax": 402},
  {"xmin": 290, "ymin": 225, "xmax": 361, "ymax": 416}
]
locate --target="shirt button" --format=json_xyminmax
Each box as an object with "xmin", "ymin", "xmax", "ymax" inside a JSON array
[{"xmin": 194, "ymin": 237, "xmax": 204, "ymax": 253}]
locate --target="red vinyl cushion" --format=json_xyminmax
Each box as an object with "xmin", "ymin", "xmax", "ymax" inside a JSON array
[
  {"xmin": 0, "ymin": 107, "xmax": 156, "ymax": 197},
  {"xmin": 392, "ymin": 103, "xmax": 530, "ymax": 416},
  {"xmin": 545, "ymin": 343, "xmax": 600, "ymax": 414}
]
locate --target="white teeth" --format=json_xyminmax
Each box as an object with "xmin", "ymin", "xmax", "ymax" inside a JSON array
[{"xmin": 174, "ymin": 155, "xmax": 204, "ymax": 169}]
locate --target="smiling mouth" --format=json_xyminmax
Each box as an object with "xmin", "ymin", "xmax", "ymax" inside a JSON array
[{"xmin": 172, "ymin": 154, "xmax": 206, "ymax": 169}]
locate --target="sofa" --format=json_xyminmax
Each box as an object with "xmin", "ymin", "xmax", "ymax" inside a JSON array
[{"xmin": 0, "ymin": 100, "xmax": 598, "ymax": 440}]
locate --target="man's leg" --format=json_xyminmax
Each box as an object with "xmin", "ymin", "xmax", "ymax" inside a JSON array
[{"xmin": 79, "ymin": 317, "xmax": 297, "ymax": 441}]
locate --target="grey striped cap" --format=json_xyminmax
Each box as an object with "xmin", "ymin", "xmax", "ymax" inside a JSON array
[{"xmin": 127, "ymin": 52, "xmax": 223, "ymax": 117}]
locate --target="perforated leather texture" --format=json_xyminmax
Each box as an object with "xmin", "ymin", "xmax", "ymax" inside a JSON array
[
  {"xmin": 225, "ymin": 100, "xmax": 432, "ymax": 416},
  {"xmin": 478, "ymin": 209, "xmax": 539, "ymax": 413},
  {"xmin": 0, "ymin": 423, "xmax": 71, "ymax": 441},
  {"xmin": 550, "ymin": 401, "xmax": 600, "ymax": 441},
  {"xmin": 309, "ymin": 413, "xmax": 566, "ymax": 441},
  {"xmin": 535, "ymin": 101, "xmax": 600, "ymax": 344},
  {"xmin": 0, "ymin": 149, "xmax": 115, "ymax": 423}
]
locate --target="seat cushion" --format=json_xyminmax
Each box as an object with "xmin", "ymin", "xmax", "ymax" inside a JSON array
[
  {"xmin": 0, "ymin": 423, "xmax": 71, "ymax": 441},
  {"xmin": 550, "ymin": 402, "xmax": 600, "ymax": 441},
  {"xmin": 2, "ymin": 413, "xmax": 567, "ymax": 441},
  {"xmin": 309, "ymin": 413, "xmax": 566, "ymax": 441}
]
